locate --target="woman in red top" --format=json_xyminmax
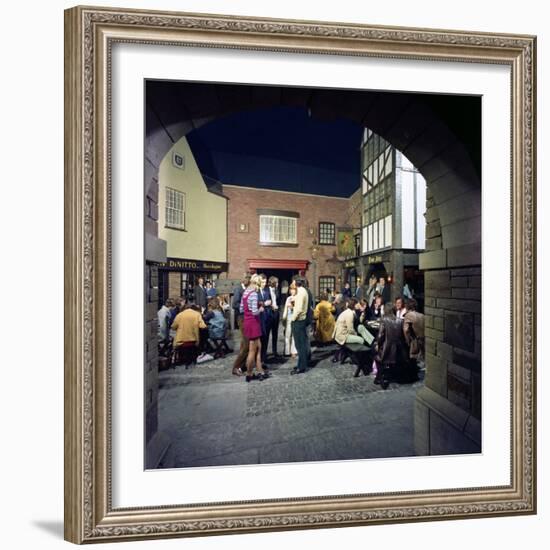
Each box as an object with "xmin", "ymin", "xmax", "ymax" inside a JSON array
[{"xmin": 240, "ymin": 274, "xmax": 270, "ymax": 382}]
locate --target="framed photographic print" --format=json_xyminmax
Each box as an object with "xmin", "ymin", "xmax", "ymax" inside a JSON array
[{"xmin": 64, "ymin": 5, "xmax": 537, "ymax": 544}]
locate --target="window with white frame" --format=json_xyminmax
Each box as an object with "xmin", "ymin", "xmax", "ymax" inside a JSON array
[
  {"xmin": 319, "ymin": 276, "xmax": 336, "ymax": 294},
  {"xmin": 319, "ymin": 222, "xmax": 336, "ymax": 245},
  {"xmin": 165, "ymin": 187, "xmax": 186, "ymax": 230},
  {"xmin": 362, "ymin": 214, "xmax": 392, "ymax": 254},
  {"xmin": 259, "ymin": 215, "xmax": 297, "ymax": 245}
]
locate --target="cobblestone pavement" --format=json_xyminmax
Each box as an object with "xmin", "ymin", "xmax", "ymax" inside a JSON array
[{"xmin": 157, "ymin": 331, "xmax": 424, "ymax": 468}]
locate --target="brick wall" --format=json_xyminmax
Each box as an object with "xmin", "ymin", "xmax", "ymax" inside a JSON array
[
  {"xmin": 223, "ymin": 185, "xmax": 352, "ymax": 284},
  {"xmin": 423, "ymin": 267, "xmax": 481, "ymax": 419},
  {"xmin": 421, "ymin": 188, "xmax": 481, "ymax": 421},
  {"xmin": 168, "ymin": 272, "xmax": 180, "ymax": 299},
  {"xmin": 347, "ymin": 187, "xmax": 363, "ymax": 232},
  {"xmin": 425, "ymin": 187, "xmax": 443, "ymax": 252},
  {"xmin": 145, "ymin": 264, "xmax": 159, "ymax": 444}
]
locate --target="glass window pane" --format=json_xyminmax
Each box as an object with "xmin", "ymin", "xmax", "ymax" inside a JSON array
[
  {"xmin": 385, "ymin": 215, "xmax": 392, "ymax": 247},
  {"xmin": 369, "ymin": 225, "xmax": 373, "ymax": 250},
  {"xmin": 165, "ymin": 188, "xmax": 186, "ymax": 229}
]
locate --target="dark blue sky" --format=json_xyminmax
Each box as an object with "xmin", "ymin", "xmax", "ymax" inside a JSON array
[{"xmin": 186, "ymin": 106, "xmax": 363, "ymax": 197}]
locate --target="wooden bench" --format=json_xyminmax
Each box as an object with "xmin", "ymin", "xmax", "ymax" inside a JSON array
[
  {"xmin": 339, "ymin": 343, "xmax": 374, "ymax": 377},
  {"xmin": 173, "ymin": 341, "xmax": 199, "ymax": 368}
]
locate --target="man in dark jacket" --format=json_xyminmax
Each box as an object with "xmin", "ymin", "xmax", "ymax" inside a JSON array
[
  {"xmin": 231, "ymin": 274, "xmax": 251, "ymax": 376},
  {"xmin": 374, "ymin": 308, "xmax": 408, "ymax": 389},
  {"xmin": 194, "ymin": 277, "xmax": 207, "ymax": 312},
  {"xmin": 303, "ymin": 278, "xmax": 315, "ymax": 364},
  {"xmin": 258, "ymin": 274, "xmax": 272, "ymax": 364},
  {"xmin": 267, "ymin": 276, "xmax": 282, "ymax": 358},
  {"xmin": 231, "ymin": 279, "xmax": 246, "ymax": 329},
  {"xmin": 377, "ymin": 276, "xmax": 391, "ymax": 306},
  {"xmin": 342, "ymin": 282, "xmax": 352, "ymax": 300}
]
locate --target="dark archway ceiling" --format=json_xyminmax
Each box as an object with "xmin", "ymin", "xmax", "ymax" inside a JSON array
[{"xmin": 146, "ymin": 80, "xmax": 481, "ymax": 197}]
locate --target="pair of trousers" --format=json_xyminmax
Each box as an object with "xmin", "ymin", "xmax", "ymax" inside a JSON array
[
  {"xmin": 284, "ymin": 317, "xmax": 297, "ymax": 355},
  {"xmin": 291, "ymin": 319, "xmax": 309, "ymax": 372},
  {"xmin": 270, "ymin": 310, "xmax": 280, "ymax": 355},
  {"xmin": 233, "ymin": 316, "xmax": 249, "ymax": 371},
  {"xmin": 305, "ymin": 323, "xmax": 312, "ymax": 360},
  {"xmin": 344, "ymin": 325, "xmax": 372, "ymax": 345},
  {"xmin": 345, "ymin": 334, "xmax": 365, "ymax": 345},
  {"xmin": 260, "ymin": 332, "xmax": 269, "ymax": 363}
]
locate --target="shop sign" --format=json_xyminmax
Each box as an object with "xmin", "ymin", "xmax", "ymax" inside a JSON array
[
  {"xmin": 367, "ymin": 253, "xmax": 391, "ymax": 265},
  {"xmin": 158, "ymin": 258, "xmax": 229, "ymax": 272}
]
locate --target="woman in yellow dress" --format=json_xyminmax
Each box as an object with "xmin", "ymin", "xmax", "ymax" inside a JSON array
[{"xmin": 313, "ymin": 292, "xmax": 336, "ymax": 344}]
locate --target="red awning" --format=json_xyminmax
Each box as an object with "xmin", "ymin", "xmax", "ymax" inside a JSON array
[{"xmin": 247, "ymin": 259, "xmax": 310, "ymax": 270}]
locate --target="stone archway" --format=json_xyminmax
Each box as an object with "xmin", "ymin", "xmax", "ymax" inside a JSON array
[{"xmin": 144, "ymin": 81, "xmax": 481, "ymax": 466}]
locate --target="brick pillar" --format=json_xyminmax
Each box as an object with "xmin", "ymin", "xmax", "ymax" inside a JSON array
[
  {"xmin": 144, "ymin": 154, "xmax": 171, "ymax": 468},
  {"xmin": 391, "ymin": 251, "xmax": 404, "ymax": 303},
  {"xmin": 145, "ymin": 264, "xmax": 159, "ymax": 444},
  {"xmin": 415, "ymin": 187, "xmax": 481, "ymax": 455}
]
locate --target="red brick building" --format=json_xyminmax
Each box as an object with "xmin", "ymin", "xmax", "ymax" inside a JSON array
[{"xmin": 222, "ymin": 184, "xmax": 355, "ymax": 297}]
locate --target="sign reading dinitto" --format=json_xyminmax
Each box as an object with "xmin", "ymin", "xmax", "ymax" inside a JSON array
[{"xmin": 158, "ymin": 258, "xmax": 229, "ymax": 272}]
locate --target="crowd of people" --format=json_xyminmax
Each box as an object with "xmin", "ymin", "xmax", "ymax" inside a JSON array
[
  {"xmin": 157, "ymin": 277, "xmax": 233, "ymax": 366},
  {"xmin": 157, "ymin": 272, "xmax": 425, "ymax": 389}
]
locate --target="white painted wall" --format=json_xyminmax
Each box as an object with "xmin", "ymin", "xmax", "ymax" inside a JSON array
[
  {"xmin": 400, "ymin": 166, "xmax": 416, "ymax": 249},
  {"xmin": 416, "ymin": 172, "xmax": 427, "ymax": 249}
]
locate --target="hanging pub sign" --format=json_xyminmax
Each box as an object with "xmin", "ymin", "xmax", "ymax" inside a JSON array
[
  {"xmin": 158, "ymin": 258, "xmax": 229, "ymax": 272},
  {"xmin": 337, "ymin": 229, "xmax": 354, "ymax": 257}
]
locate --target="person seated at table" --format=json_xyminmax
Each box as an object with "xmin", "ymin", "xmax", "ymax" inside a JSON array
[
  {"xmin": 332, "ymin": 299, "xmax": 374, "ymax": 362},
  {"xmin": 402, "ymin": 298, "xmax": 425, "ymax": 381},
  {"xmin": 394, "ymin": 296, "xmax": 407, "ymax": 320},
  {"xmin": 333, "ymin": 293, "xmax": 346, "ymax": 319},
  {"xmin": 374, "ymin": 307, "xmax": 409, "ymax": 389},
  {"xmin": 367, "ymin": 294, "xmax": 385, "ymax": 320},
  {"xmin": 171, "ymin": 302, "xmax": 207, "ymax": 362},
  {"xmin": 157, "ymin": 298, "xmax": 175, "ymax": 343},
  {"xmin": 205, "ymin": 298, "xmax": 232, "ymax": 355},
  {"xmin": 354, "ymin": 299, "xmax": 369, "ymax": 329},
  {"xmin": 313, "ymin": 292, "xmax": 336, "ymax": 344}
]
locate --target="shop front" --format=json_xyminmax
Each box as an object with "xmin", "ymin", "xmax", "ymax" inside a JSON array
[
  {"xmin": 363, "ymin": 250, "xmax": 423, "ymax": 308},
  {"xmin": 157, "ymin": 257, "xmax": 229, "ymax": 306},
  {"xmin": 342, "ymin": 259, "xmax": 361, "ymax": 296},
  {"xmin": 247, "ymin": 258, "xmax": 309, "ymax": 299}
]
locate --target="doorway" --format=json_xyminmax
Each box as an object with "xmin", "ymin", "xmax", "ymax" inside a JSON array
[{"xmin": 253, "ymin": 268, "xmax": 298, "ymax": 303}]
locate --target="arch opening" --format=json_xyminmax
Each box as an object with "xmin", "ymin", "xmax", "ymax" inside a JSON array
[{"xmin": 144, "ymin": 81, "xmax": 482, "ymax": 468}]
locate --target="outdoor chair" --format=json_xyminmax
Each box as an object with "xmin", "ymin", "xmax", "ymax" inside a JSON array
[{"xmin": 173, "ymin": 341, "xmax": 199, "ymax": 368}]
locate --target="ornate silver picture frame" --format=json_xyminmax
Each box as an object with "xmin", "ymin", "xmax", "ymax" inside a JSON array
[{"xmin": 64, "ymin": 5, "xmax": 536, "ymax": 544}]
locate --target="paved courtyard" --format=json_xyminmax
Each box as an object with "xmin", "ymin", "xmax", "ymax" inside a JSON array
[{"xmin": 157, "ymin": 331, "xmax": 424, "ymax": 469}]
